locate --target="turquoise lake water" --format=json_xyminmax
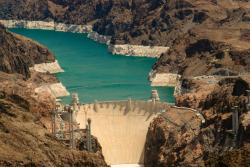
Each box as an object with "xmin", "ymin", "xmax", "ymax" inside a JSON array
[{"xmin": 10, "ymin": 28, "xmax": 175, "ymax": 103}]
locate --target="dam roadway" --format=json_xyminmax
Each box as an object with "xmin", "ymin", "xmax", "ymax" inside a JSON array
[{"xmin": 76, "ymin": 100, "xmax": 169, "ymax": 166}]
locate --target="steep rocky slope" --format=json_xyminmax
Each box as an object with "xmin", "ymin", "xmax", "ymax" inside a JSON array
[
  {"xmin": 145, "ymin": 76, "xmax": 250, "ymax": 166},
  {"xmin": 0, "ymin": 88, "xmax": 107, "ymax": 167},
  {"xmin": 145, "ymin": 107, "xmax": 205, "ymax": 166},
  {"xmin": 0, "ymin": 25, "xmax": 54, "ymax": 78},
  {"xmin": 205, "ymin": 144, "xmax": 250, "ymax": 167}
]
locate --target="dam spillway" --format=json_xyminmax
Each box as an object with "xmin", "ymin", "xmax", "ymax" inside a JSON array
[{"xmin": 76, "ymin": 100, "xmax": 168, "ymax": 165}]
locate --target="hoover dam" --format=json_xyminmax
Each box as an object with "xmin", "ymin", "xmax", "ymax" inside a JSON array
[
  {"xmin": 6, "ymin": 24, "xmax": 177, "ymax": 167},
  {"xmin": 76, "ymin": 100, "xmax": 168, "ymax": 166}
]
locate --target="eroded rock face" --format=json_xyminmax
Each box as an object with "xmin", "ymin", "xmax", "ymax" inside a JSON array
[
  {"xmin": 145, "ymin": 77, "xmax": 250, "ymax": 166},
  {"xmin": 205, "ymin": 144, "xmax": 250, "ymax": 167},
  {"xmin": 145, "ymin": 108, "xmax": 206, "ymax": 167},
  {"xmin": 0, "ymin": 90, "xmax": 108, "ymax": 167},
  {"xmin": 0, "ymin": 26, "xmax": 54, "ymax": 78},
  {"xmin": 0, "ymin": 0, "xmax": 52, "ymax": 20}
]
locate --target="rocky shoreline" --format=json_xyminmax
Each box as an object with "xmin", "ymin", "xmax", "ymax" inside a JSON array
[
  {"xmin": 0, "ymin": 22, "xmax": 69, "ymax": 99},
  {"xmin": 30, "ymin": 60, "xmax": 64, "ymax": 74},
  {"xmin": 109, "ymin": 44, "xmax": 169, "ymax": 58},
  {"xmin": 1, "ymin": 19, "xmax": 174, "ymax": 87},
  {"xmin": 30, "ymin": 60, "xmax": 70, "ymax": 98},
  {"xmin": 0, "ymin": 19, "xmax": 92, "ymax": 33},
  {"xmin": 149, "ymin": 70, "xmax": 180, "ymax": 87},
  {"xmin": 149, "ymin": 70, "xmax": 181, "ymax": 93},
  {"xmin": 87, "ymin": 31, "xmax": 111, "ymax": 45},
  {"xmin": 35, "ymin": 82, "xmax": 70, "ymax": 98},
  {"xmin": 29, "ymin": 59, "xmax": 70, "ymax": 99},
  {"xmin": 0, "ymin": 19, "xmax": 169, "ymax": 58}
]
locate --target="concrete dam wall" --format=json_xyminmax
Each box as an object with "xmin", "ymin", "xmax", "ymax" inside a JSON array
[{"xmin": 75, "ymin": 100, "xmax": 169, "ymax": 165}]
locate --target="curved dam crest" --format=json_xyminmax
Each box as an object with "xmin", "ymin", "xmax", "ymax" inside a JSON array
[{"xmin": 10, "ymin": 28, "xmax": 175, "ymax": 103}]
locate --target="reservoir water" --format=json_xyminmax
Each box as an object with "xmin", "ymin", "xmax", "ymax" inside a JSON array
[{"xmin": 11, "ymin": 28, "xmax": 175, "ymax": 103}]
